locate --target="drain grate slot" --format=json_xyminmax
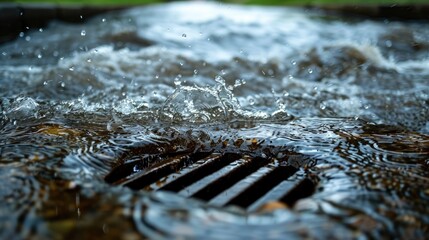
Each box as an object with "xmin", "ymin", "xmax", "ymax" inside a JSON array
[
  {"xmin": 224, "ymin": 165, "xmax": 298, "ymax": 208},
  {"xmin": 105, "ymin": 151, "xmax": 318, "ymax": 211},
  {"xmin": 123, "ymin": 151, "xmax": 212, "ymax": 190},
  {"xmin": 279, "ymin": 177, "xmax": 318, "ymax": 207},
  {"xmin": 159, "ymin": 153, "xmax": 241, "ymax": 192},
  {"xmin": 105, "ymin": 151, "xmax": 190, "ymax": 185},
  {"xmin": 190, "ymin": 156, "xmax": 272, "ymax": 201},
  {"xmin": 208, "ymin": 164, "xmax": 276, "ymax": 207},
  {"xmin": 247, "ymin": 180, "xmax": 299, "ymax": 212}
]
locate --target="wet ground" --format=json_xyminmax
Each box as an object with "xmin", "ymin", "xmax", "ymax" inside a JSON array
[{"xmin": 0, "ymin": 2, "xmax": 428, "ymax": 239}]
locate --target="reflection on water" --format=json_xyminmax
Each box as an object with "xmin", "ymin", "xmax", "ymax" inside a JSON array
[{"xmin": 0, "ymin": 2, "xmax": 428, "ymax": 239}]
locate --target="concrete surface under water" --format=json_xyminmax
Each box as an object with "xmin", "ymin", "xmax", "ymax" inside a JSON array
[{"xmin": 0, "ymin": 2, "xmax": 428, "ymax": 239}]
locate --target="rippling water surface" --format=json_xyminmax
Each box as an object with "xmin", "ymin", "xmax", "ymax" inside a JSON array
[{"xmin": 0, "ymin": 2, "xmax": 428, "ymax": 239}]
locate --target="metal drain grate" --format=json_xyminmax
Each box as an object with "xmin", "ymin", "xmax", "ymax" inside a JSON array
[{"xmin": 105, "ymin": 151, "xmax": 318, "ymax": 211}]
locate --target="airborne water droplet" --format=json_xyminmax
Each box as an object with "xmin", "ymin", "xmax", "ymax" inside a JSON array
[
  {"xmin": 81, "ymin": 30, "xmax": 86, "ymax": 36},
  {"xmin": 174, "ymin": 79, "xmax": 181, "ymax": 86},
  {"xmin": 215, "ymin": 75, "xmax": 225, "ymax": 85},
  {"xmin": 249, "ymin": 98, "xmax": 255, "ymax": 105},
  {"xmin": 385, "ymin": 40, "xmax": 392, "ymax": 48}
]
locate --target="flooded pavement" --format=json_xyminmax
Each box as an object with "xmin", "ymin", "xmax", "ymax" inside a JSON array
[{"xmin": 0, "ymin": 2, "xmax": 428, "ymax": 239}]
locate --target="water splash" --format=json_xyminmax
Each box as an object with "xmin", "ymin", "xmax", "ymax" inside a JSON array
[
  {"xmin": 161, "ymin": 75, "xmax": 245, "ymax": 123},
  {"xmin": 0, "ymin": 2, "xmax": 428, "ymax": 239}
]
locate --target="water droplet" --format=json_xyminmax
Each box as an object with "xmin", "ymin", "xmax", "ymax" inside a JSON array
[
  {"xmin": 102, "ymin": 224, "xmax": 108, "ymax": 234},
  {"xmin": 179, "ymin": 62, "xmax": 184, "ymax": 66},
  {"xmin": 193, "ymin": 69, "xmax": 198, "ymax": 75},
  {"xmin": 290, "ymin": 60, "xmax": 296, "ymax": 65},
  {"xmin": 308, "ymin": 68, "xmax": 313, "ymax": 74},
  {"xmin": 182, "ymin": 33, "xmax": 187, "ymax": 38},
  {"xmin": 283, "ymin": 91, "xmax": 290, "ymax": 97},
  {"xmin": 215, "ymin": 75, "xmax": 225, "ymax": 84},
  {"xmin": 174, "ymin": 79, "xmax": 181, "ymax": 86},
  {"xmin": 2, "ymin": 52, "xmax": 7, "ymax": 56},
  {"xmin": 60, "ymin": 82, "xmax": 65, "ymax": 88},
  {"xmin": 39, "ymin": 28, "xmax": 43, "ymax": 32},
  {"xmin": 102, "ymin": 18, "xmax": 106, "ymax": 22},
  {"xmin": 319, "ymin": 103, "xmax": 326, "ymax": 110},
  {"xmin": 385, "ymin": 40, "xmax": 392, "ymax": 48},
  {"xmin": 234, "ymin": 79, "xmax": 246, "ymax": 88},
  {"xmin": 221, "ymin": 69, "xmax": 226, "ymax": 75},
  {"xmin": 43, "ymin": 81, "xmax": 48, "ymax": 86},
  {"xmin": 19, "ymin": 32, "xmax": 24, "ymax": 38},
  {"xmin": 86, "ymin": 58, "xmax": 91, "ymax": 63},
  {"xmin": 25, "ymin": 36, "xmax": 31, "ymax": 41},
  {"xmin": 249, "ymin": 98, "xmax": 255, "ymax": 105},
  {"xmin": 81, "ymin": 30, "xmax": 86, "ymax": 36},
  {"xmin": 364, "ymin": 105, "xmax": 370, "ymax": 110},
  {"xmin": 80, "ymin": 15, "xmax": 83, "ymax": 19},
  {"xmin": 155, "ymin": 75, "xmax": 159, "ymax": 79},
  {"xmin": 69, "ymin": 66, "xmax": 74, "ymax": 71}
]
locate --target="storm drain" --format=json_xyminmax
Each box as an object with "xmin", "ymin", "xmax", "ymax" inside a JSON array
[{"xmin": 105, "ymin": 151, "xmax": 318, "ymax": 211}]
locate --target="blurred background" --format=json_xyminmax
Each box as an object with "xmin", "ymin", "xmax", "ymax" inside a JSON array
[{"xmin": 1, "ymin": 0, "xmax": 429, "ymax": 6}]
